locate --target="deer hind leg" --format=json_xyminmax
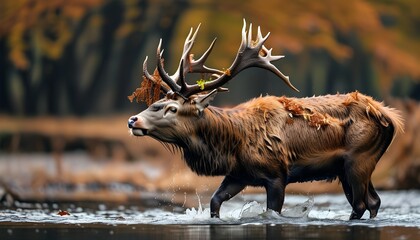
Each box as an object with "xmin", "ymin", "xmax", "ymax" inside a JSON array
[
  {"xmin": 340, "ymin": 173, "xmax": 380, "ymax": 219},
  {"xmin": 348, "ymin": 180, "xmax": 368, "ymax": 220},
  {"xmin": 339, "ymin": 171, "xmax": 367, "ymax": 220},
  {"xmin": 339, "ymin": 174, "xmax": 353, "ymax": 208},
  {"xmin": 344, "ymin": 154, "xmax": 377, "ymax": 220},
  {"xmin": 210, "ymin": 176, "xmax": 245, "ymax": 218},
  {"xmin": 366, "ymin": 181, "xmax": 381, "ymax": 218}
]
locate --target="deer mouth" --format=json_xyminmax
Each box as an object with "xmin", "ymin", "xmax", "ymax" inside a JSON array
[{"xmin": 131, "ymin": 128, "xmax": 148, "ymax": 136}]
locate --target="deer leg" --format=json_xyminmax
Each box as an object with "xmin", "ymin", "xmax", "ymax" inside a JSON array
[
  {"xmin": 343, "ymin": 152, "xmax": 377, "ymax": 220},
  {"xmin": 339, "ymin": 174, "xmax": 353, "ymax": 207},
  {"xmin": 366, "ymin": 180, "xmax": 381, "ymax": 218},
  {"xmin": 264, "ymin": 177, "xmax": 286, "ymax": 214},
  {"xmin": 210, "ymin": 176, "xmax": 245, "ymax": 218},
  {"xmin": 348, "ymin": 183, "xmax": 368, "ymax": 220},
  {"xmin": 341, "ymin": 174, "xmax": 380, "ymax": 219},
  {"xmin": 346, "ymin": 168, "xmax": 369, "ymax": 220}
]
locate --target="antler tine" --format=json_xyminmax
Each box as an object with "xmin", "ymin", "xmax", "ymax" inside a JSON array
[
  {"xmin": 240, "ymin": 19, "xmax": 247, "ymax": 51},
  {"xmin": 247, "ymin": 22, "xmax": 253, "ymax": 47},
  {"xmin": 257, "ymin": 26, "xmax": 269, "ymax": 44},
  {"xmin": 143, "ymin": 56, "xmax": 154, "ymax": 81},
  {"xmin": 251, "ymin": 25, "xmax": 270, "ymax": 50},
  {"xmin": 171, "ymin": 25, "xmax": 200, "ymax": 81},
  {"xmin": 190, "ymin": 38, "xmax": 224, "ymax": 75},
  {"xmin": 178, "ymin": 59, "xmax": 189, "ymax": 96},
  {"xmin": 257, "ymin": 26, "xmax": 263, "ymax": 42},
  {"xmin": 143, "ymin": 56, "xmax": 170, "ymax": 92},
  {"xmin": 156, "ymin": 39, "xmax": 181, "ymax": 92}
]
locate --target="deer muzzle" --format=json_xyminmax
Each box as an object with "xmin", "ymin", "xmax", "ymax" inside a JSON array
[{"xmin": 128, "ymin": 116, "xmax": 149, "ymax": 136}]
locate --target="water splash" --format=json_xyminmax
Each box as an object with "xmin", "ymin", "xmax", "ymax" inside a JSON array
[
  {"xmin": 185, "ymin": 190, "xmax": 210, "ymax": 220},
  {"xmin": 184, "ymin": 195, "xmax": 314, "ymax": 221},
  {"xmin": 239, "ymin": 201, "xmax": 265, "ymax": 218},
  {"xmin": 282, "ymin": 195, "xmax": 313, "ymax": 218}
]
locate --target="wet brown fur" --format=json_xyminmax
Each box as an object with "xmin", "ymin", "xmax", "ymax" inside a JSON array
[
  {"xmin": 132, "ymin": 91, "xmax": 403, "ymax": 219},
  {"xmin": 178, "ymin": 92, "xmax": 403, "ymax": 179}
]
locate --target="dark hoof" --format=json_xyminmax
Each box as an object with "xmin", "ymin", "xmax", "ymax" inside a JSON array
[
  {"xmin": 369, "ymin": 211, "xmax": 378, "ymax": 219},
  {"xmin": 349, "ymin": 211, "xmax": 363, "ymax": 220}
]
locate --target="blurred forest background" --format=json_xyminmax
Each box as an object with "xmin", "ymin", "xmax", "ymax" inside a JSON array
[{"xmin": 0, "ymin": 0, "xmax": 419, "ymax": 204}]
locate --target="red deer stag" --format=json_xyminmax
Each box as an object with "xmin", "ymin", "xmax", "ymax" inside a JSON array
[{"xmin": 128, "ymin": 20, "xmax": 403, "ymax": 220}]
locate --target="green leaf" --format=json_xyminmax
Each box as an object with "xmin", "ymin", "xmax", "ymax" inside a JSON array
[{"xmin": 196, "ymin": 79, "xmax": 207, "ymax": 90}]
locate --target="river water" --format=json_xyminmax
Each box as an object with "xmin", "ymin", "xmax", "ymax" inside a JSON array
[{"xmin": 0, "ymin": 190, "xmax": 419, "ymax": 239}]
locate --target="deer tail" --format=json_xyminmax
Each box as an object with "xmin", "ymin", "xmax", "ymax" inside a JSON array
[{"xmin": 359, "ymin": 94, "xmax": 404, "ymax": 137}]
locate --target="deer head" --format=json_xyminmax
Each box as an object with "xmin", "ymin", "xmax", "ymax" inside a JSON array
[
  {"xmin": 128, "ymin": 90, "xmax": 218, "ymax": 143},
  {"xmin": 128, "ymin": 19, "xmax": 298, "ymax": 142}
]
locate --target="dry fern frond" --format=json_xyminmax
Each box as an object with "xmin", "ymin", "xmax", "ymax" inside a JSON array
[{"xmin": 128, "ymin": 68, "xmax": 163, "ymax": 106}]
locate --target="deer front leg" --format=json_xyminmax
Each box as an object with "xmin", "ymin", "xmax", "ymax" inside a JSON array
[
  {"xmin": 210, "ymin": 176, "xmax": 245, "ymax": 218},
  {"xmin": 265, "ymin": 177, "xmax": 286, "ymax": 214}
]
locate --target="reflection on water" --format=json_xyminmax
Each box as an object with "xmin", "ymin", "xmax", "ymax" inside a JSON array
[
  {"xmin": 1, "ymin": 190, "xmax": 419, "ymax": 239},
  {"xmin": 1, "ymin": 223, "xmax": 419, "ymax": 240}
]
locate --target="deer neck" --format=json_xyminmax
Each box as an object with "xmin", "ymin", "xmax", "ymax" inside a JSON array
[{"xmin": 177, "ymin": 106, "xmax": 241, "ymax": 176}]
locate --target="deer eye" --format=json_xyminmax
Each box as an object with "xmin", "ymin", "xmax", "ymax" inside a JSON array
[
  {"xmin": 169, "ymin": 106, "xmax": 177, "ymax": 113},
  {"xmin": 164, "ymin": 105, "xmax": 178, "ymax": 116}
]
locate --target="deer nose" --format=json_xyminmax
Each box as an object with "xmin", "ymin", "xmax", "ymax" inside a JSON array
[{"xmin": 128, "ymin": 116, "xmax": 138, "ymax": 129}]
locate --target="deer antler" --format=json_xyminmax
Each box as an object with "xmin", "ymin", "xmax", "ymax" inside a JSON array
[{"xmin": 142, "ymin": 19, "xmax": 299, "ymax": 99}]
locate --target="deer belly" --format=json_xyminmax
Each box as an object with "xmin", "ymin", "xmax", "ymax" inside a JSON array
[{"xmin": 286, "ymin": 150, "xmax": 346, "ymax": 183}]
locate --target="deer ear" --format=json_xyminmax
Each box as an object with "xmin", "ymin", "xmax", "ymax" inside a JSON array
[{"xmin": 194, "ymin": 89, "xmax": 218, "ymax": 113}]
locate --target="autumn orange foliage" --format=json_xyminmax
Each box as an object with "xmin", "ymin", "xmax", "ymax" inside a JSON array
[
  {"xmin": 1, "ymin": 0, "xmax": 418, "ymax": 90},
  {"xmin": 0, "ymin": 0, "xmax": 103, "ymax": 69}
]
